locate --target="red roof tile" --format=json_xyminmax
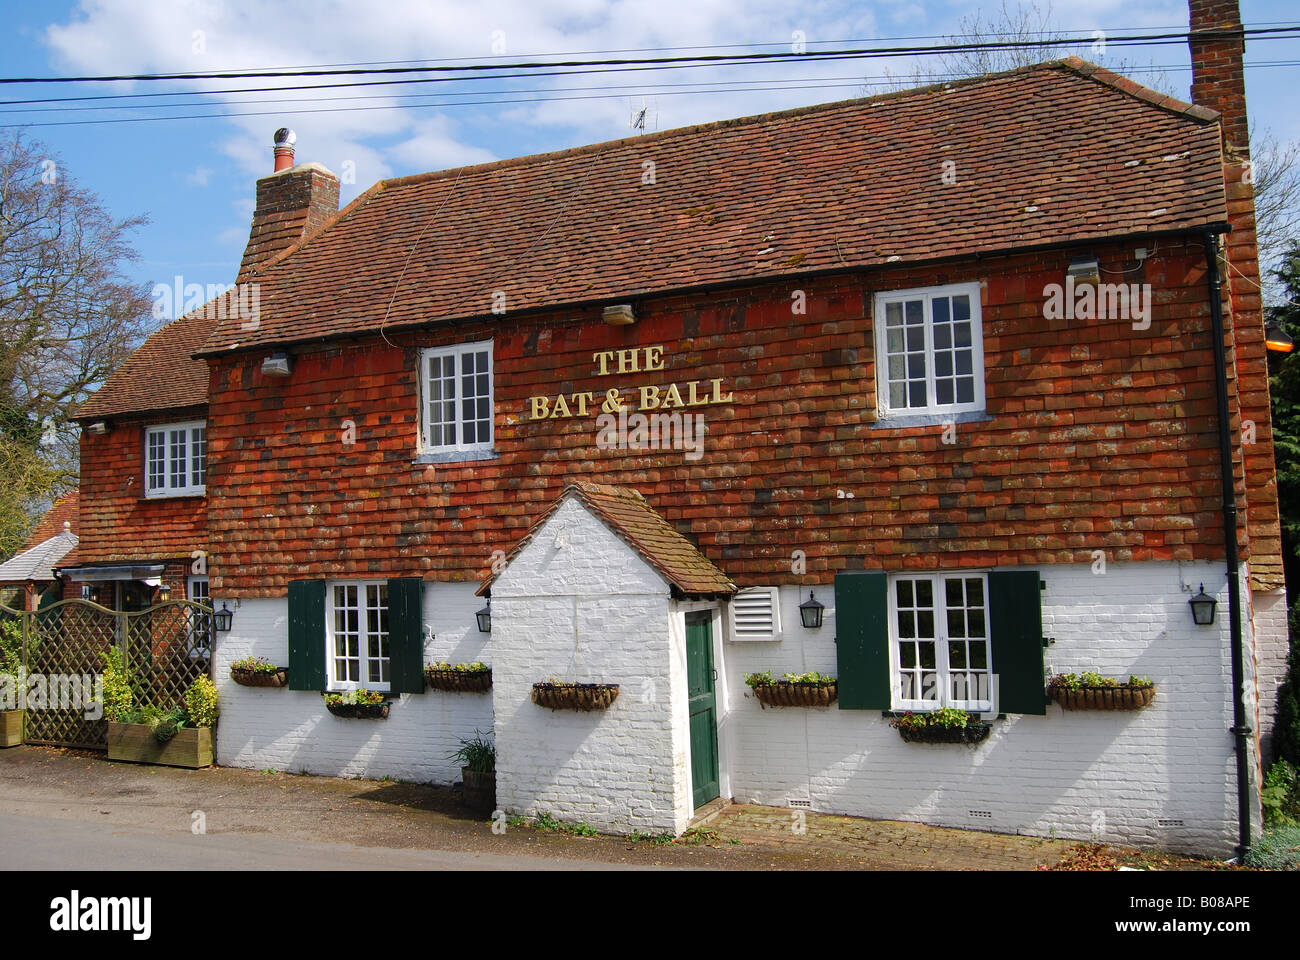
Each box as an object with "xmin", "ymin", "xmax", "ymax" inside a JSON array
[
  {"xmin": 22, "ymin": 489, "xmax": 79, "ymax": 550},
  {"xmin": 199, "ymin": 58, "xmax": 1227, "ymax": 356},
  {"xmin": 78, "ymin": 311, "xmax": 215, "ymax": 420},
  {"xmin": 479, "ymin": 482, "xmax": 735, "ymax": 597}
]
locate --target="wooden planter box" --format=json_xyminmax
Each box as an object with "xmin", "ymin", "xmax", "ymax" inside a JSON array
[
  {"xmin": 0, "ymin": 709, "xmax": 22, "ymax": 748},
  {"xmin": 231, "ymin": 666, "xmax": 290, "ymax": 688},
  {"xmin": 426, "ymin": 668, "xmax": 492, "ymax": 693},
  {"xmin": 531, "ymin": 683, "xmax": 619, "ymax": 712},
  {"xmin": 751, "ymin": 681, "xmax": 838, "ymax": 708},
  {"xmin": 107, "ymin": 722, "xmax": 214, "ymax": 768},
  {"xmin": 324, "ymin": 700, "xmax": 390, "ymax": 719},
  {"xmin": 1050, "ymin": 685, "xmax": 1156, "ymax": 711},
  {"xmin": 462, "ymin": 767, "xmax": 496, "ymax": 811},
  {"xmin": 896, "ymin": 722, "xmax": 991, "ymax": 745}
]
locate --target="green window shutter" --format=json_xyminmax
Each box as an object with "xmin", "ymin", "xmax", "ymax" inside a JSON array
[
  {"xmin": 287, "ymin": 580, "xmax": 327, "ymax": 692},
  {"xmin": 834, "ymin": 571, "xmax": 891, "ymax": 710},
  {"xmin": 386, "ymin": 578, "xmax": 426, "ymax": 695},
  {"xmin": 988, "ymin": 570, "xmax": 1047, "ymax": 715}
]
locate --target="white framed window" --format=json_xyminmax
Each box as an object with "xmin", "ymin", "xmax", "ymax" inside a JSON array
[
  {"xmin": 145, "ymin": 421, "xmax": 206, "ymax": 497},
  {"xmin": 889, "ymin": 573, "xmax": 991, "ymax": 712},
  {"xmin": 419, "ymin": 340, "xmax": 493, "ymax": 454},
  {"xmin": 326, "ymin": 581, "xmax": 390, "ymax": 692},
  {"xmin": 729, "ymin": 586, "xmax": 781, "ymax": 641},
  {"xmin": 874, "ymin": 283, "xmax": 984, "ymax": 418},
  {"xmin": 185, "ymin": 576, "xmax": 212, "ymax": 660},
  {"xmin": 187, "ymin": 576, "xmax": 209, "ymax": 604}
]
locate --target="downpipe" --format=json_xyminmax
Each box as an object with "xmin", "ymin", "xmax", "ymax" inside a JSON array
[{"xmin": 1202, "ymin": 230, "xmax": 1252, "ymax": 860}]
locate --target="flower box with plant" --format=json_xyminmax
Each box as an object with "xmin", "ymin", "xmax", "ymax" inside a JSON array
[
  {"xmin": 449, "ymin": 731, "xmax": 496, "ymax": 811},
  {"xmin": 230, "ymin": 656, "xmax": 290, "ymax": 688},
  {"xmin": 425, "ymin": 661, "xmax": 492, "ymax": 693},
  {"xmin": 323, "ymin": 689, "xmax": 390, "ymax": 719},
  {"xmin": 106, "ymin": 668, "xmax": 218, "ymax": 769},
  {"xmin": 0, "ymin": 618, "xmax": 23, "ymax": 747},
  {"xmin": 890, "ymin": 707, "xmax": 991, "ymax": 744},
  {"xmin": 531, "ymin": 679, "xmax": 620, "ymax": 711},
  {"xmin": 1047, "ymin": 672, "xmax": 1156, "ymax": 711},
  {"xmin": 745, "ymin": 670, "xmax": 838, "ymax": 708}
]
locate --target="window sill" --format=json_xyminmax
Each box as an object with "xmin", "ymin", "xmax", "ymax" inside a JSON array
[
  {"xmin": 869, "ymin": 411, "xmax": 992, "ymax": 430},
  {"xmin": 882, "ymin": 710, "xmax": 1004, "ymax": 720},
  {"xmin": 140, "ymin": 492, "xmax": 207, "ymax": 502},
  {"xmin": 413, "ymin": 448, "xmax": 497, "ymax": 465}
]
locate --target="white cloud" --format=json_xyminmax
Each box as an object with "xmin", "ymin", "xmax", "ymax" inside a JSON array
[{"xmin": 186, "ymin": 166, "xmax": 214, "ymax": 186}]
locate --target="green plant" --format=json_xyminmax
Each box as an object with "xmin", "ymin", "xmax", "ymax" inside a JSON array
[
  {"xmin": 323, "ymin": 689, "xmax": 386, "ymax": 707},
  {"xmin": 184, "ymin": 675, "xmax": 219, "ymax": 728},
  {"xmin": 1243, "ymin": 824, "xmax": 1300, "ymax": 870},
  {"xmin": 231, "ymin": 656, "xmax": 280, "ymax": 673},
  {"xmin": 890, "ymin": 707, "xmax": 973, "ymax": 731},
  {"xmin": 567, "ymin": 822, "xmax": 598, "ymax": 837},
  {"xmin": 0, "ymin": 617, "xmax": 22, "ymax": 677},
  {"xmin": 744, "ymin": 671, "xmax": 774, "ymax": 688},
  {"xmin": 1048, "ymin": 672, "xmax": 1153, "ymax": 692},
  {"xmin": 428, "ymin": 661, "xmax": 489, "ymax": 673},
  {"xmin": 100, "ymin": 648, "xmax": 134, "ymax": 722},
  {"xmin": 745, "ymin": 670, "xmax": 835, "ymax": 686},
  {"xmin": 1263, "ymin": 760, "xmax": 1300, "ymax": 827},
  {"xmin": 448, "ymin": 730, "xmax": 495, "ymax": 773},
  {"xmin": 629, "ymin": 829, "xmax": 675, "ymax": 845},
  {"xmin": 534, "ymin": 812, "xmax": 564, "ymax": 832}
]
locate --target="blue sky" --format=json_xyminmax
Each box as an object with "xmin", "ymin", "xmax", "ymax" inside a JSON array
[{"xmin": 2, "ymin": 0, "xmax": 1297, "ymax": 325}]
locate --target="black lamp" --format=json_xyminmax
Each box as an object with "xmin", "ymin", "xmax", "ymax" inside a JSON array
[
  {"xmin": 476, "ymin": 599, "xmax": 492, "ymax": 633},
  {"xmin": 213, "ymin": 603, "xmax": 234, "ymax": 632},
  {"xmin": 157, "ymin": 583, "xmax": 171, "ymax": 602},
  {"xmin": 1189, "ymin": 584, "xmax": 1217, "ymax": 626},
  {"xmin": 798, "ymin": 590, "xmax": 825, "ymax": 629}
]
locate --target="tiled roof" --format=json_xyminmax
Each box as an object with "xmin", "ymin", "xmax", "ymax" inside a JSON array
[
  {"xmin": 22, "ymin": 489, "xmax": 78, "ymax": 551},
  {"xmin": 0, "ymin": 532, "xmax": 79, "ymax": 584},
  {"xmin": 479, "ymin": 482, "xmax": 736, "ymax": 597},
  {"xmin": 199, "ymin": 58, "xmax": 1227, "ymax": 355},
  {"xmin": 78, "ymin": 311, "xmax": 215, "ymax": 420}
]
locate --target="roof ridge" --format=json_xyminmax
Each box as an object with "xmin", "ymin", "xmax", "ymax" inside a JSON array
[{"xmin": 1059, "ymin": 56, "xmax": 1218, "ymax": 123}]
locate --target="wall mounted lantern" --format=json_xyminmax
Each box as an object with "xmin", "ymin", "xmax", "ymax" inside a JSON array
[
  {"xmin": 87, "ymin": 421, "xmax": 108, "ymax": 435},
  {"xmin": 798, "ymin": 590, "xmax": 825, "ymax": 629},
  {"xmin": 157, "ymin": 584, "xmax": 171, "ymax": 603},
  {"xmin": 213, "ymin": 603, "xmax": 234, "ymax": 632},
  {"xmin": 1188, "ymin": 584, "xmax": 1217, "ymax": 626},
  {"xmin": 261, "ymin": 352, "xmax": 292, "ymax": 377},
  {"xmin": 476, "ymin": 599, "xmax": 492, "ymax": 633},
  {"xmin": 1066, "ymin": 255, "xmax": 1100, "ymax": 286},
  {"xmin": 1265, "ymin": 322, "xmax": 1294, "ymax": 354}
]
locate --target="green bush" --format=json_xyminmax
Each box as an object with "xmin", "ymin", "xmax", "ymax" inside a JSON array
[
  {"xmin": 448, "ymin": 730, "xmax": 495, "ymax": 772},
  {"xmin": 1276, "ymin": 604, "xmax": 1300, "ymax": 768},
  {"xmin": 0, "ymin": 617, "xmax": 22, "ymax": 674},
  {"xmin": 1244, "ymin": 824, "xmax": 1300, "ymax": 870},
  {"xmin": 100, "ymin": 648, "xmax": 133, "ymax": 722},
  {"xmin": 184, "ymin": 676, "xmax": 219, "ymax": 728},
  {"xmin": 1263, "ymin": 760, "xmax": 1300, "ymax": 827}
]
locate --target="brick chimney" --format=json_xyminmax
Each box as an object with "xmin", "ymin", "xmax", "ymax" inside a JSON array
[
  {"xmin": 1189, "ymin": 0, "xmax": 1249, "ymax": 157},
  {"xmin": 1187, "ymin": 1, "xmax": 1284, "ymax": 595},
  {"xmin": 237, "ymin": 128, "xmax": 340, "ymax": 282}
]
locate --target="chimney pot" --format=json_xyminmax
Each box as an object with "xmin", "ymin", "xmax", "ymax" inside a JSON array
[{"xmin": 272, "ymin": 127, "xmax": 297, "ymax": 172}]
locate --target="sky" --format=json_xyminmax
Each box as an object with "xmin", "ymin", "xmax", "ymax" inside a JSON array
[{"xmin": 1, "ymin": 0, "xmax": 1298, "ymax": 324}]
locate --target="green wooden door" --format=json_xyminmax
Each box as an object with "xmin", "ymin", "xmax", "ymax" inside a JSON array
[{"xmin": 686, "ymin": 611, "xmax": 720, "ymax": 808}]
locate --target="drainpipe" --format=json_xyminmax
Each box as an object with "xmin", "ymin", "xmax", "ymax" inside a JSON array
[{"xmin": 1202, "ymin": 229, "xmax": 1252, "ymax": 859}]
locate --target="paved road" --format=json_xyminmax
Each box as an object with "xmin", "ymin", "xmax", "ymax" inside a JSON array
[{"xmin": 0, "ymin": 810, "xmax": 653, "ymax": 871}]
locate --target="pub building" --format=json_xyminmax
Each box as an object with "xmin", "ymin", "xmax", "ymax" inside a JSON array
[{"xmin": 67, "ymin": 2, "xmax": 1288, "ymax": 856}]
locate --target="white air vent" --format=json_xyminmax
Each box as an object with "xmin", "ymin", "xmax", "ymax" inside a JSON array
[
  {"xmin": 730, "ymin": 587, "xmax": 781, "ymax": 641},
  {"xmin": 1156, "ymin": 818, "xmax": 1184, "ymax": 828},
  {"xmin": 788, "ymin": 799, "xmax": 811, "ymax": 808},
  {"xmin": 968, "ymin": 810, "xmax": 992, "ymax": 820}
]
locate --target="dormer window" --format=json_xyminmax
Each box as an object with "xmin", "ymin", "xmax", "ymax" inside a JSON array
[{"xmin": 145, "ymin": 421, "xmax": 206, "ymax": 497}]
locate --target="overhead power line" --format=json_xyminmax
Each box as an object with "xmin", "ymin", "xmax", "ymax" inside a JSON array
[{"xmin": 0, "ymin": 25, "xmax": 1296, "ymax": 86}]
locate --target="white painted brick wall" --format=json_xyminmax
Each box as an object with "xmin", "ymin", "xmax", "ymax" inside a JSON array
[
  {"xmin": 211, "ymin": 582, "xmax": 492, "ymax": 784},
  {"xmin": 490, "ymin": 496, "xmax": 687, "ymax": 835},
  {"xmin": 1249, "ymin": 583, "xmax": 1290, "ymax": 765},
  {"xmin": 719, "ymin": 561, "xmax": 1259, "ymax": 857}
]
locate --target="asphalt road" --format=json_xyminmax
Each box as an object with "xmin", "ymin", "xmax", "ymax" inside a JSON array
[{"xmin": 0, "ymin": 810, "xmax": 650, "ymax": 870}]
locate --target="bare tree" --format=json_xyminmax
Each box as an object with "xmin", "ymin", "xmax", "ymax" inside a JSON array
[
  {"xmin": 1251, "ymin": 128, "xmax": 1300, "ymax": 303},
  {"xmin": 0, "ymin": 131, "xmax": 152, "ymax": 557}
]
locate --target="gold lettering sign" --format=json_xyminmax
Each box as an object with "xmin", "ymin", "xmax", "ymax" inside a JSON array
[{"xmin": 525, "ymin": 344, "xmax": 735, "ymax": 421}]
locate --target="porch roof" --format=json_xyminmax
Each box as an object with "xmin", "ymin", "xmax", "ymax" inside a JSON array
[
  {"xmin": 0, "ymin": 531, "xmax": 79, "ymax": 585},
  {"xmin": 478, "ymin": 482, "xmax": 736, "ymax": 598}
]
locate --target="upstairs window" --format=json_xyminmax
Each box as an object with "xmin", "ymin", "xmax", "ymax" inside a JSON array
[
  {"xmin": 420, "ymin": 341, "xmax": 493, "ymax": 455},
  {"xmin": 874, "ymin": 283, "xmax": 984, "ymax": 418},
  {"xmin": 145, "ymin": 421, "xmax": 206, "ymax": 497}
]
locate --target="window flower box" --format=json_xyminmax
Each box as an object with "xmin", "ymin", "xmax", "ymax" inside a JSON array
[
  {"xmin": 531, "ymin": 681, "xmax": 619, "ymax": 712},
  {"xmin": 107, "ymin": 722, "xmax": 214, "ymax": 768},
  {"xmin": 230, "ymin": 658, "xmax": 290, "ymax": 688},
  {"xmin": 324, "ymin": 690, "xmax": 390, "ymax": 719},
  {"xmin": 890, "ymin": 709, "xmax": 990, "ymax": 745},
  {"xmin": 425, "ymin": 662, "xmax": 492, "ymax": 693},
  {"xmin": 1048, "ymin": 673, "xmax": 1156, "ymax": 711},
  {"xmin": 1, "ymin": 709, "xmax": 23, "ymax": 748},
  {"xmin": 745, "ymin": 671, "xmax": 838, "ymax": 708}
]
